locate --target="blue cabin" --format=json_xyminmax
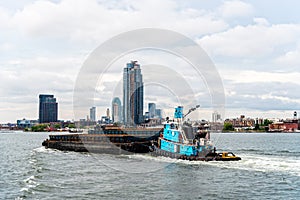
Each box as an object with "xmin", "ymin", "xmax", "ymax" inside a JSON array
[
  {"xmin": 160, "ymin": 121, "xmax": 197, "ymax": 156},
  {"xmin": 163, "ymin": 122, "xmax": 180, "ymax": 142}
]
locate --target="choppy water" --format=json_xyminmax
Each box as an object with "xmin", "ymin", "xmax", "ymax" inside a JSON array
[{"xmin": 1, "ymin": 131, "xmax": 300, "ymax": 199}]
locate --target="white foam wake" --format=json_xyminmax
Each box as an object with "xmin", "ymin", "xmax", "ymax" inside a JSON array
[
  {"xmin": 20, "ymin": 175, "xmax": 39, "ymax": 194},
  {"xmin": 33, "ymin": 146, "xmax": 56, "ymax": 153},
  {"xmin": 216, "ymin": 154, "xmax": 300, "ymax": 176},
  {"xmin": 129, "ymin": 153, "xmax": 300, "ymax": 176}
]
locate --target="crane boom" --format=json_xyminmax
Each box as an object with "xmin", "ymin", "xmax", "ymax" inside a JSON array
[{"xmin": 183, "ymin": 105, "xmax": 200, "ymax": 118}]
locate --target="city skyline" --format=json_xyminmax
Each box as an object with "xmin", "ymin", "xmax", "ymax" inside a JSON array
[{"xmin": 1, "ymin": 0, "xmax": 300, "ymax": 122}]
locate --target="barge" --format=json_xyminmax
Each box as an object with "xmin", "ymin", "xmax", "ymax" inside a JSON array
[{"xmin": 42, "ymin": 126, "xmax": 162, "ymax": 154}]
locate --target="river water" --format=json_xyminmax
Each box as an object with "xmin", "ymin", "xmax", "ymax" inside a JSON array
[{"xmin": 0, "ymin": 131, "xmax": 299, "ymax": 199}]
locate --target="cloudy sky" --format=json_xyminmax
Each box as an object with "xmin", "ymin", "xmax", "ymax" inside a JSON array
[{"xmin": 1, "ymin": 0, "xmax": 300, "ymax": 123}]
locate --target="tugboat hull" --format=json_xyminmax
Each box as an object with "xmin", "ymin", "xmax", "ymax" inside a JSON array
[
  {"xmin": 150, "ymin": 146, "xmax": 241, "ymax": 161},
  {"xmin": 150, "ymin": 147, "xmax": 211, "ymax": 161}
]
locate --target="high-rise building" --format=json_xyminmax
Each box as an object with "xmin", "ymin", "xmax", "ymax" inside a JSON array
[
  {"xmin": 123, "ymin": 61, "xmax": 144, "ymax": 126},
  {"xmin": 155, "ymin": 109, "xmax": 162, "ymax": 119},
  {"xmin": 39, "ymin": 94, "xmax": 58, "ymax": 123},
  {"xmin": 148, "ymin": 103, "xmax": 156, "ymax": 118},
  {"xmin": 112, "ymin": 97, "xmax": 122, "ymax": 123},
  {"xmin": 212, "ymin": 111, "xmax": 222, "ymax": 123},
  {"xmin": 90, "ymin": 107, "xmax": 96, "ymax": 121},
  {"xmin": 106, "ymin": 108, "xmax": 110, "ymax": 119}
]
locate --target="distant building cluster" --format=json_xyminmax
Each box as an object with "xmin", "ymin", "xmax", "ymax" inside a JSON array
[
  {"xmin": 224, "ymin": 115, "xmax": 256, "ymax": 130},
  {"xmin": 269, "ymin": 119, "xmax": 299, "ymax": 132},
  {"xmin": 86, "ymin": 61, "xmax": 162, "ymax": 127},
  {"xmin": 55, "ymin": 61, "xmax": 163, "ymax": 128},
  {"xmin": 7, "ymin": 61, "xmax": 300, "ymax": 133},
  {"xmin": 146, "ymin": 103, "xmax": 162, "ymax": 119},
  {"xmin": 224, "ymin": 112, "xmax": 300, "ymax": 132},
  {"xmin": 17, "ymin": 119, "xmax": 38, "ymax": 129}
]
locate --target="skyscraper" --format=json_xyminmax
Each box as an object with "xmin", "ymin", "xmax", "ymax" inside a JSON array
[
  {"xmin": 39, "ymin": 94, "xmax": 58, "ymax": 123},
  {"xmin": 90, "ymin": 107, "xmax": 96, "ymax": 121},
  {"xmin": 148, "ymin": 103, "xmax": 156, "ymax": 118},
  {"xmin": 212, "ymin": 111, "xmax": 222, "ymax": 123},
  {"xmin": 123, "ymin": 61, "xmax": 144, "ymax": 126},
  {"xmin": 155, "ymin": 108, "xmax": 162, "ymax": 119},
  {"xmin": 112, "ymin": 97, "xmax": 122, "ymax": 123},
  {"xmin": 106, "ymin": 108, "xmax": 110, "ymax": 119}
]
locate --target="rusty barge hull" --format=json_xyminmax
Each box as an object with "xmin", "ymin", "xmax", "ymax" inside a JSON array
[
  {"xmin": 42, "ymin": 131, "xmax": 161, "ymax": 154},
  {"xmin": 43, "ymin": 139, "xmax": 153, "ymax": 154}
]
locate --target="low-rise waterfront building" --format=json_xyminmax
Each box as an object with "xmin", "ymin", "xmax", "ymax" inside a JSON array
[
  {"xmin": 75, "ymin": 119, "xmax": 96, "ymax": 128},
  {"xmin": 0, "ymin": 123, "xmax": 18, "ymax": 130},
  {"xmin": 224, "ymin": 115, "xmax": 255, "ymax": 129},
  {"xmin": 269, "ymin": 121, "xmax": 298, "ymax": 132},
  {"xmin": 17, "ymin": 119, "xmax": 38, "ymax": 129}
]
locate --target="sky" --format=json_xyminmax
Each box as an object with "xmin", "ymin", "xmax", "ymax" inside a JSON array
[{"xmin": 1, "ymin": 0, "xmax": 300, "ymax": 123}]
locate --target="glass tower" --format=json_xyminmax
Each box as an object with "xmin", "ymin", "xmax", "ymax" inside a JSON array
[
  {"xmin": 39, "ymin": 94, "xmax": 58, "ymax": 123},
  {"xmin": 90, "ymin": 107, "xmax": 96, "ymax": 121},
  {"xmin": 123, "ymin": 61, "xmax": 144, "ymax": 126},
  {"xmin": 112, "ymin": 97, "xmax": 122, "ymax": 123},
  {"xmin": 148, "ymin": 103, "xmax": 156, "ymax": 118}
]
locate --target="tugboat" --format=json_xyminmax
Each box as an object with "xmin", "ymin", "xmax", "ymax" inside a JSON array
[{"xmin": 150, "ymin": 106, "xmax": 241, "ymax": 161}]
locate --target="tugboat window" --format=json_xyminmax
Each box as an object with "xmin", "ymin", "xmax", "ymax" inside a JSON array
[{"xmin": 171, "ymin": 123, "xmax": 174, "ymax": 129}]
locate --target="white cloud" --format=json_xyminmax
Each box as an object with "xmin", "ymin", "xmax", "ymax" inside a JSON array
[
  {"xmin": 253, "ymin": 17, "xmax": 269, "ymax": 26},
  {"xmin": 0, "ymin": 6, "xmax": 11, "ymax": 29},
  {"xmin": 6, "ymin": 0, "xmax": 228, "ymax": 44},
  {"xmin": 0, "ymin": 56, "xmax": 83, "ymax": 108},
  {"xmin": 198, "ymin": 22, "xmax": 300, "ymax": 58},
  {"xmin": 218, "ymin": 0, "xmax": 254, "ymax": 19},
  {"xmin": 0, "ymin": 43, "xmax": 14, "ymax": 51},
  {"xmin": 222, "ymin": 70, "xmax": 300, "ymax": 85},
  {"xmin": 275, "ymin": 48, "xmax": 300, "ymax": 67},
  {"xmin": 261, "ymin": 93, "xmax": 300, "ymax": 105}
]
